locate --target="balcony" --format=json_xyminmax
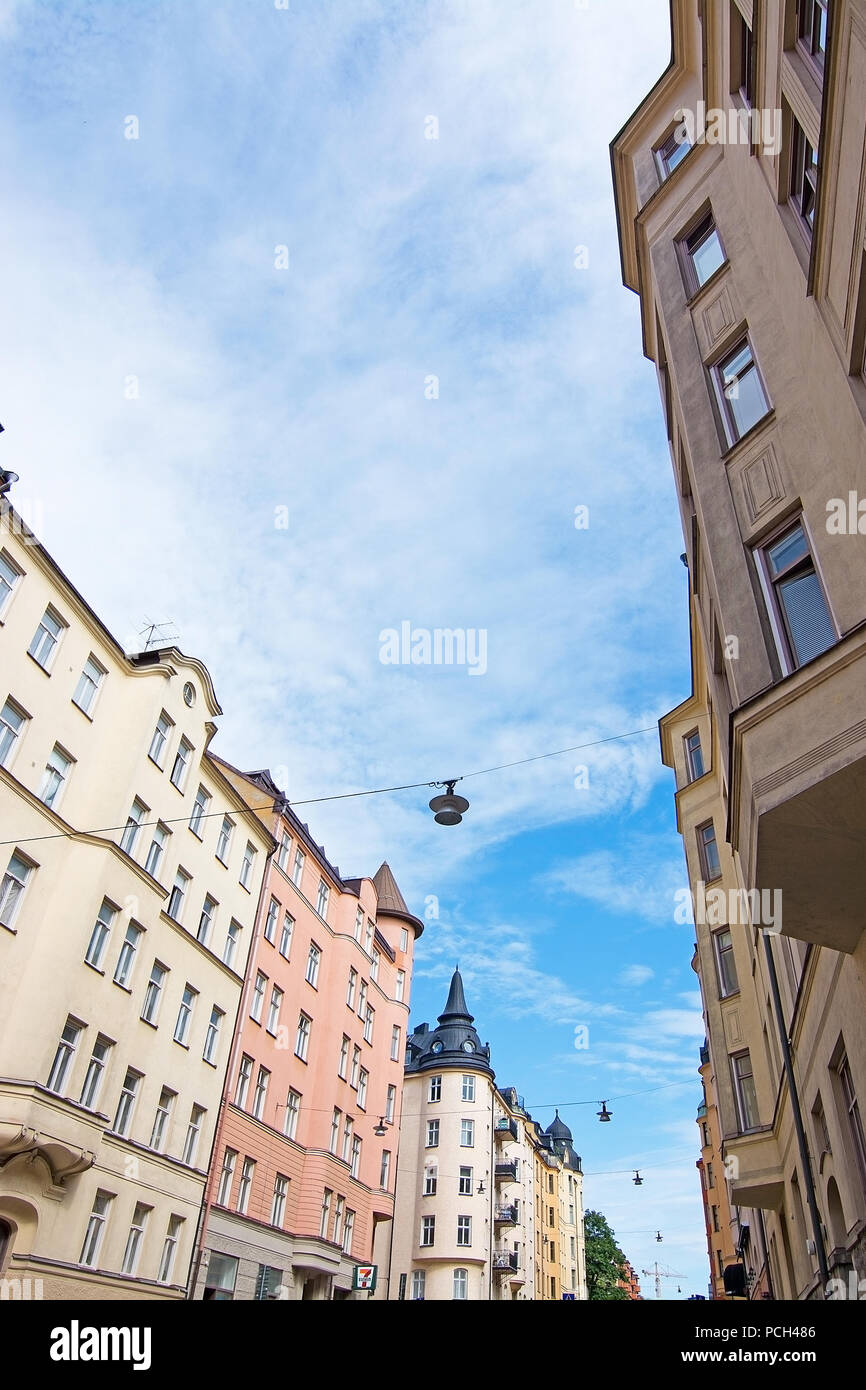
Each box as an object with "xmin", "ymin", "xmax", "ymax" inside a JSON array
[
  {"xmin": 725, "ymin": 1127, "xmax": 785, "ymax": 1210},
  {"xmin": 730, "ymin": 631, "xmax": 866, "ymax": 954},
  {"xmin": 494, "ymin": 1204, "xmax": 519, "ymax": 1225},
  {"xmin": 493, "ymin": 1252, "xmax": 519, "ymax": 1273},
  {"xmin": 494, "ymin": 1117, "xmax": 518, "ymax": 1143},
  {"xmin": 495, "ymin": 1161, "xmax": 518, "ymax": 1183}
]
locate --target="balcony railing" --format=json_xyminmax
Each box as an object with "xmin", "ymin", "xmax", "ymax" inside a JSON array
[
  {"xmin": 493, "ymin": 1252, "xmax": 519, "ymax": 1273},
  {"xmin": 494, "ymin": 1204, "xmax": 519, "ymax": 1225},
  {"xmin": 494, "ymin": 1117, "xmax": 518, "ymax": 1142},
  {"xmin": 495, "ymin": 1161, "xmax": 519, "ymax": 1183}
]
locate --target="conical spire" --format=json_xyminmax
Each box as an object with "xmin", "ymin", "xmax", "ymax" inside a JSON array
[
  {"xmin": 438, "ymin": 967, "xmax": 474, "ymax": 1024},
  {"xmin": 372, "ymin": 861, "xmax": 410, "ymax": 915}
]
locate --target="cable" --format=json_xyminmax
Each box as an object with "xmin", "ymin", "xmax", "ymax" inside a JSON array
[
  {"xmin": 527, "ymin": 1079, "xmax": 697, "ymax": 1109},
  {"xmin": 0, "ymin": 724, "xmax": 658, "ymax": 847}
]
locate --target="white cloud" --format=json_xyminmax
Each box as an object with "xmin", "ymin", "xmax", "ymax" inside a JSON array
[{"xmin": 618, "ymin": 964, "xmax": 655, "ymax": 987}]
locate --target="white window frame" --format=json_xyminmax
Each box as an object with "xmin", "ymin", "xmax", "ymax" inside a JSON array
[{"xmin": 72, "ymin": 655, "xmax": 106, "ymax": 717}]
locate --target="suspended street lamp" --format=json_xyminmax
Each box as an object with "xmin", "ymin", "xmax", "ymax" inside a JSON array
[
  {"xmin": 373, "ymin": 1118, "xmax": 387, "ymax": 1137},
  {"xmin": 656, "ymin": 1231, "xmax": 664, "ymax": 1243},
  {"xmin": 429, "ymin": 779, "xmax": 470, "ymax": 826},
  {"xmin": 633, "ymin": 1171, "xmax": 643, "ymax": 1186},
  {"xmin": 597, "ymin": 1101, "xmax": 613, "ymax": 1123}
]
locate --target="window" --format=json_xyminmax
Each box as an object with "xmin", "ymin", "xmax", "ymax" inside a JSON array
[
  {"xmin": 456, "ymin": 1215, "xmax": 472, "ymax": 1247},
  {"xmin": 113, "ymin": 922, "xmax": 143, "ymax": 988},
  {"xmin": 429, "ymin": 1074, "xmax": 442, "ymax": 1102},
  {"xmin": 732, "ymin": 5, "xmax": 754, "ymax": 105},
  {"xmin": 358, "ymin": 979, "xmax": 368, "ymax": 1018},
  {"xmin": 797, "ymin": 0, "xmax": 828, "ymax": 66},
  {"xmin": 0, "ymin": 851, "xmax": 33, "ymax": 930},
  {"xmin": 391, "ymin": 1025, "xmax": 401, "ymax": 1061},
  {"xmin": 342, "ymin": 1208, "xmax": 355, "ymax": 1254},
  {"xmin": 396, "ymin": 968, "xmax": 405, "ymax": 1002},
  {"xmin": 284, "ymin": 1089, "xmax": 301, "ymax": 1140},
  {"xmin": 707, "ymin": 1162, "xmax": 715, "ymax": 1189},
  {"xmin": 149, "ymin": 712, "xmax": 173, "ymax": 768},
  {"xmin": 364, "ymin": 1005, "xmax": 374, "ymax": 1044},
  {"xmin": 838, "ymin": 1053, "xmax": 866, "ymax": 1191},
  {"xmin": 424, "ymin": 1165, "xmax": 438, "ymax": 1195},
  {"xmin": 223, "ymin": 920, "xmax": 241, "ymax": 970},
  {"xmin": 350, "ymin": 1135, "xmax": 361, "ymax": 1178},
  {"xmin": 341, "ymin": 1115, "xmax": 354, "ymax": 1162},
  {"xmin": 426, "ymin": 1119, "xmax": 440, "ymax": 1148},
  {"xmin": 276, "ymin": 831, "xmax": 291, "ymax": 871},
  {"xmin": 0, "ymin": 698, "xmax": 27, "ymax": 769},
  {"xmin": 330, "ymin": 1108, "xmax": 341, "ymax": 1154},
  {"xmin": 72, "ymin": 656, "xmax": 105, "ymax": 716},
  {"xmin": 291, "ymin": 847, "xmax": 305, "ymax": 887},
  {"xmin": 167, "ymin": 869, "xmax": 190, "ymax": 923},
  {"xmin": 113, "ymin": 1068, "xmax": 141, "ymax": 1136},
  {"xmin": 758, "ymin": 521, "xmax": 835, "ymax": 670},
  {"xmin": 263, "ymin": 897, "xmax": 279, "ymax": 943},
  {"xmin": 237, "ymin": 1157, "xmax": 255, "ymax": 1215},
  {"xmin": 316, "ymin": 880, "xmax": 330, "ymax": 918},
  {"xmin": 295, "ymin": 1012, "xmax": 311, "ymax": 1062},
  {"xmin": 28, "ymin": 607, "xmax": 65, "ymax": 670},
  {"xmin": 271, "ymin": 1175, "xmax": 289, "ymax": 1227},
  {"xmin": 386, "ymin": 1084, "xmax": 396, "ymax": 1124},
  {"xmin": 380, "ymin": 1150, "xmax": 391, "ymax": 1188},
  {"xmin": 400, "ymin": 927, "xmax": 409, "ymax": 952},
  {"xmin": 364, "ymin": 920, "xmax": 374, "ymax": 954},
  {"xmin": 459, "ymin": 1166, "xmax": 473, "ymax": 1196},
  {"xmin": 182, "ymin": 1105, "xmax": 205, "ymax": 1166},
  {"xmin": 411, "ymin": 1269, "xmax": 426, "ymax": 1300},
  {"xmin": 453, "ymin": 1268, "xmax": 468, "ymax": 1300},
  {"xmin": 194, "ymin": 892, "xmax": 218, "ymax": 948},
  {"xmin": 235, "ymin": 1054, "xmax": 253, "ymax": 1108},
  {"xmin": 158, "ymin": 1215, "xmax": 184, "ymax": 1284},
  {"xmin": 338, "ymin": 1035, "xmax": 350, "ymax": 1080},
  {"xmin": 320, "ymin": 1189, "xmax": 332, "ymax": 1239},
  {"xmin": 141, "ymin": 961, "xmax": 167, "ymax": 1025},
  {"xmin": 790, "ymin": 119, "xmax": 819, "ymax": 237},
  {"xmin": 682, "ymin": 214, "xmax": 725, "ymax": 292},
  {"xmin": 460, "ymin": 1119, "xmax": 475, "ymax": 1147},
  {"xmin": 80, "ymin": 1191, "xmax": 112, "ymax": 1267},
  {"xmin": 216, "ymin": 1149, "xmax": 237, "ymax": 1206},
  {"xmin": 85, "ymin": 900, "xmax": 116, "ymax": 969},
  {"xmin": 713, "ymin": 338, "xmax": 770, "ymax": 444},
  {"xmin": 149, "ymin": 1087, "xmax": 175, "ymax": 1150},
  {"xmin": 79, "ymin": 1036, "xmax": 112, "ymax": 1109},
  {"xmin": 240, "ymin": 841, "xmax": 257, "ymax": 890},
  {"xmin": 333, "ymin": 1195, "xmax": 345, "ymax": 1245},
  {"xmin": 170, "ymin": 737, "xmax": 193, "ymax": 791},
  {"xmin": 38, "ymin": 744, "xmax": 72, "ymax": 810},
  {"xmin": 697, "ymin": 821, "xmax": 722, "ymax": 882},
  {"xmin": 144, "ymin": 822, "xmax": 170, "ymax": 878},
  {"xmin": 714, "ymin": 928, "xmax": 739, "ymax": 997},
  {"xmin": 252, "ymin": 1066, "xmax": 270, "ymax": 1120},
  {"xmin": 0, "ymin": 550, "xmax": 22, "ymax": 615},
  {"xmin": 420, "ymin": 1215, "xmax": 435, "ymax": 1247},
  {"xmin": 371, "ymin": 947, "xmax": 380, "ymax": 982},
  {"xmin": 350, "ymin": 1044, "xmax": 361, "ymax": 1088},
  {"xmin": 346, "ymin": 967, "xmax": 357, "ymax": 1009},
  {"xmin": 712, "ymin": 1204, "xmax": 720, "ymax": 1232},
  {"xmin": 204, "ymin": 1252, "xmax": 238, "ymax": 1300},
  {"xmin": 656, "ymin": 127, "xmax": 691, "ymax": 178},
  {"xmin": 203, "ymin": 1006, "xmax": 224, "ymax": 1064},
  {"xmin": 216, "ymin": 815, "xmax": 233, "ymax": 863},
  {"xmin": 250, "ymin": 971, "xmax": 267, "ymax": 1024},
  {"xmin": 266, "ymin": 985, "xmax": 283, "ymax": 1035},
  {"xmin": 279, "ymin": 912, "xmax": 293, "ymax": 958},
  {"xmin": 189, "ymin": 785, "xmax": 211, "ymax": 837},
  {"xmin": 306, "ymin": 942, "xmax": 321, "ymax": 988},
  {"xmin": 358, "ymin": 1068, "xmax": 368, "ymax": 1110},
  {"xmin": 684, "ymin": 730, "xmax": 705, "ymax": 781},
  {"xmin": 462, "ymin": 1074, "xmax": 475, "ymax": 1102},
  {"xmin": 732, "ymin": 1050, "xmax": 760, "ymax": 1131}
]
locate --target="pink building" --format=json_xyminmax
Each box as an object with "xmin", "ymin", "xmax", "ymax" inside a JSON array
[{"xmin": 190, "ymin": 765, "xmax": 422, "ymax": 1300}]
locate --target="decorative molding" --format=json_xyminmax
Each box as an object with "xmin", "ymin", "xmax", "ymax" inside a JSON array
[
  {"xmin": 739, "ymin": 444, "xmax": 787, "ymax": 526},
  {"xmin": 753, "ymin": 718, "xmax": 866, "ymax": 798}
]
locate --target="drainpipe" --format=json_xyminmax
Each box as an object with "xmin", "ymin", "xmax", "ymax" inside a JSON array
[{"xmin": 762, "ymin": 934, "xmax": 829, "ymax": 1292}]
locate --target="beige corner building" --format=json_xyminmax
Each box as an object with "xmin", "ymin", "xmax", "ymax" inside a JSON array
[
  {"xmin": 614, "ymin": 0, "xmax": 866, "ymax": 1297},
  {"xmin": 0, "ymin": 503, "xmax": 273, "ymax": 1298}
]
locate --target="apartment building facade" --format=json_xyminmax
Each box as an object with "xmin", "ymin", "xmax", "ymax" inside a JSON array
[
  {"xmin": 190, "ymin": 785, "xmax": 421, "ymax": 1302},
  {"xmin": 614, "ymin": 0, "xmax": 866, "ymax": 1297},
  {"xmin": 0, "ymin": 501, "xmax": 273, "ymax": 1299}
]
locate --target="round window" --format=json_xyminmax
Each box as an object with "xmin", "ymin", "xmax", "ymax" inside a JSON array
[{"xmin": 183, "ymin": 682, "xmax": 196, "ymax": 707}]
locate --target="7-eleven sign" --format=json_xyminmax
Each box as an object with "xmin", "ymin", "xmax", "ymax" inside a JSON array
[{"xmin": 353, "ymin": 1264, "xmax": 377, "ymax": 1292}]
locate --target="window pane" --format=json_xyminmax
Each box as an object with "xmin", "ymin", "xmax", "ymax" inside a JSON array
[
  {"xmin": 778, "ymin": 570, "xmax": 835, "ymax": 664},
  {"xmin": 691, "ymin": 227, "xmax": 724, "ymax": 285},
  {"xmin": 767, "ymin": 525, "xmax": 808, "ymax": 577}
]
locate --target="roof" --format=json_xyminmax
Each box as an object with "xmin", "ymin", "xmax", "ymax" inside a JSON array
[
  {"xmin": 545, "ymin": 1109, "xmax": 573, "ymax": 1143},
  {"xmin": 405, "ymin": 969, "xmax": 493, "ymax": 1079},
  {"xmin": 371, "ymin": 861, "xmax": 425, "ymax": 939}
]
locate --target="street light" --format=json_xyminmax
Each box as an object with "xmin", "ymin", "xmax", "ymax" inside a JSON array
[{"xmin": 429, "ymin": 780, "xmax": 470, "ymax": 826}]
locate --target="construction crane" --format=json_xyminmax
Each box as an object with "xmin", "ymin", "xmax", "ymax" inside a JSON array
[{"xmin": 641, "ymin": 1262, "xmax": 686, "ymax": 1300}]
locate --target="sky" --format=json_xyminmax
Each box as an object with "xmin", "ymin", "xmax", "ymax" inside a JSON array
[{"xmin": 0, "ymin": 0, "xmax": 713, "ymax": 1296}]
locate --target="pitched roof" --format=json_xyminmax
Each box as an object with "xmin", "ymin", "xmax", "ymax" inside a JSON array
[{"xmin": 372, "ymin": 861, "xmax": 410, "ymax": 915}]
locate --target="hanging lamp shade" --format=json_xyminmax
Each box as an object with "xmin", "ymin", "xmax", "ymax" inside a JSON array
[
  {"xmin": 597, "ymin": 1101, "xmax": 613, "ymax": 1122},
  {"xmin": 633, "ymin": 1171, "xmax": 643, "ymax": 1185},
  {"xmin": 429, "ymin": 780, "xmax": 469, "ymax": 826}
]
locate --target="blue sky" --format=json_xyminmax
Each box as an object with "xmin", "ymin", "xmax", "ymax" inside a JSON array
[{"xmin": 1, "ymin": 0, "xmax": 711, "ymax": 1295}]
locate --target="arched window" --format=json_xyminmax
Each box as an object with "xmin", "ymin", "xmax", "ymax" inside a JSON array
[
  {"xmin": 0, "ymin": 1219, "xmax": 13, "ymax": 1274},
  {"xmin": 453, "ymin": 1267, "xmax": 468, "ymax": 1300}
]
